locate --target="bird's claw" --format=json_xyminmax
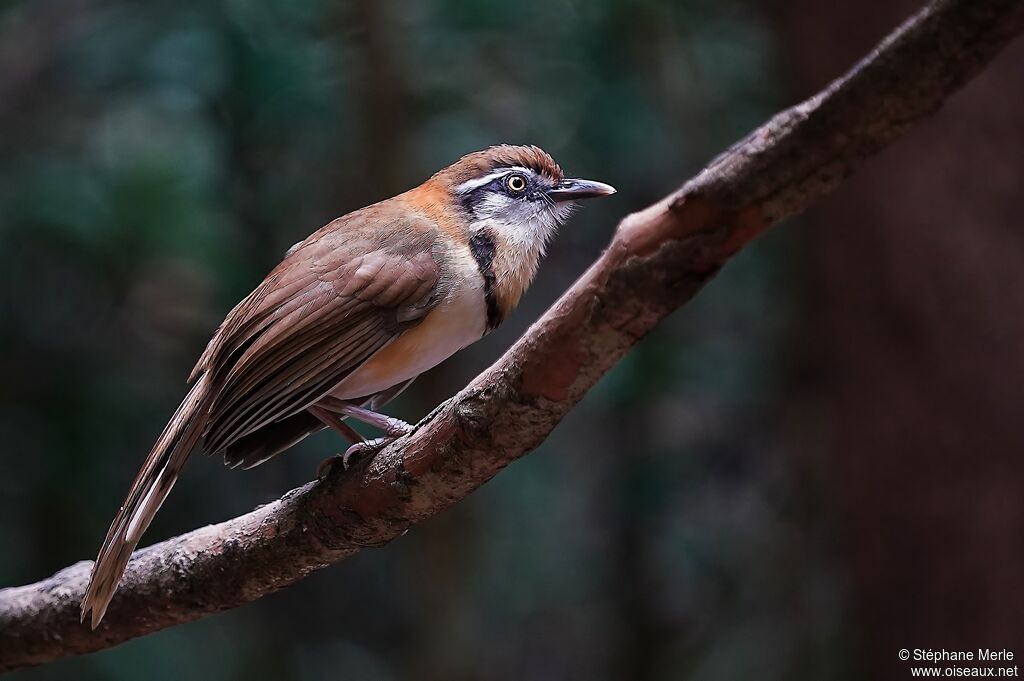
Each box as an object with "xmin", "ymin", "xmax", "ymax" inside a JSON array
[
  {"xmin": 342, "ymin": 436, "xmax": 395, "ymax": 469},
  {"xmin": 315, "ymin": 416, "xmax": 413, "ymax": 479},
  {"xmin": 316, "ymin": 455, "xmax": 343, "ymax": 479}
]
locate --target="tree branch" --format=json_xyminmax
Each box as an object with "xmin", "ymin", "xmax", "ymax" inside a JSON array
[{"xmin": 2, "ymin": 0, "xmax": 1022, "ymax": 670}]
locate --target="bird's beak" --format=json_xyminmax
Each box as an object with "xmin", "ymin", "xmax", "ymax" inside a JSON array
[{"xmin": 546, "ymin": 178, "xmax": 617, "ymax": 202}]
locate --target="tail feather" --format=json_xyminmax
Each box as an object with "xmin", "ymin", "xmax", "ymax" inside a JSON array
[
  {"xmin": 80, "ymin": 374, "xmax": 212, "ymax": 629},
  {"xmin": 222, "ymin": 410, "xmax": 324, "ymax": 470}
]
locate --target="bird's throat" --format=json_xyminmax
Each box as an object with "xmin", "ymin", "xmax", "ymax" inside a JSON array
[{"xmin": 484, "ymin": 227, "xmax": 546, "ymax": 326}]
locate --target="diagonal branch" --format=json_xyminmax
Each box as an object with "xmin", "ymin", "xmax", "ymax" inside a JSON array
[{"xmin": 2, "ymin": 0, "xmax": 1023, "ymax": 670}]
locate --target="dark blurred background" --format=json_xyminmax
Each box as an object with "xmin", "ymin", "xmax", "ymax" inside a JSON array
[{"xmin": 1, "ymin": 0, "xmax": 1022, "ymax": 679}]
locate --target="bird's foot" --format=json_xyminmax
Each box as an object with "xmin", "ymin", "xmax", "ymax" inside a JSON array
[
  {"xmin": 336, "ymin": 407, "xmax": 413, "ymax": 469},
  {"xmin": 341, "ymin": 436, "xmax": 395, "ymax": 469},
  {"xmin": 314, "ymin": 406, "xmax": 413, "ymax": 477},
  {"xmin": 316, "ymin": 455, "xmax": 342, "ymax": 480},
  {"xmin": 316, "ymin": 449, "xmax": 369, "ymax": 479},
  {"xmin": 334, "ymin": 403, "xmax": 413, "ymax": 439},
  {"xmin": 339, "ymin": 414, "xmax": 413, "ymax": 469},
  {"xmin": 316, "ymin": 430, "xmax": 410, "ymax": 478}
]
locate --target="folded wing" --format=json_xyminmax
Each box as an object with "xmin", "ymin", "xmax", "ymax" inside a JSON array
[{"xmin": 82, "ymin": 209, "xmax": 443, "ymax": 627}]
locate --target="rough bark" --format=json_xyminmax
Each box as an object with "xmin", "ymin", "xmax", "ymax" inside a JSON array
[{"xmin": 1, "ymin": 0, "xmax": 1022, "ymax": 670}]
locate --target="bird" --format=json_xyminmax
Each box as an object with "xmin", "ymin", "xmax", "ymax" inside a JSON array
[{"xmin": 80, "ymin": 144, "xmax": 615, "ymax": 628}]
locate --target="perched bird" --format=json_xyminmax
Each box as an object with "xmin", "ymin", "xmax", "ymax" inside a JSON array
[{"xmin": 80, "ymin": 144, "xmax": 615, "ymax": 627}]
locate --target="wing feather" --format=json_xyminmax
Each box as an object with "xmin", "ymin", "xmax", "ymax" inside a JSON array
[
  {"xmin": 200, "ymin": 217, "xmax": 443, "ymax": 454},
  {"xmin": 83, "ymin": 205, "xmax": 446, "ymax": 628},
  {"xmin": 205, "ymin": 317, "xmax": 391, "ymax": 448}
]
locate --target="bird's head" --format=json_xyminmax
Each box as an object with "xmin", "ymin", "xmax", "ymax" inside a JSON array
[{"xmin": 430, "ymin": 145, "xmax": 615, "ymax": 252}]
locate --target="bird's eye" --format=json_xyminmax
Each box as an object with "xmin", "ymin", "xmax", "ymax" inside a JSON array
[{"xmin": 505, "ymin": 173, "xmax": 528, "ymax": 194}]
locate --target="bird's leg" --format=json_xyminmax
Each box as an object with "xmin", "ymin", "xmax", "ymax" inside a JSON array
[
  {"xmin": 311, "ymin": 400, "xmax": 414, "ymax": 473},
  {"xmin": 334, "ymin": 403, "xmax": 413, "ymax": 437},
  {"xmin": 309, "ymin": 405, "xmax": 365, "ymax": 443},
  {"xmin": 332, "ymin": 403, "xmax": 413, "ymax": 469},
  {"xmin": 309, "ymin": 405, "xmax": 367, "ymax": 478}
]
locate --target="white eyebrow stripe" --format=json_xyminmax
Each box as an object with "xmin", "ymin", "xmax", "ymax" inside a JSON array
[{"xmin": 455, "ymin": 166, "xmax": 534, "ymax": 194}]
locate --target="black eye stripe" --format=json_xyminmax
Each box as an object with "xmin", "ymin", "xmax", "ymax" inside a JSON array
[
  {"xmin": 459, "ymin": 172, "xmax": 536, "ymax": 217},
  {"xmin": 478, "ymin": 173, "xmax": 530, "ymax": 196}
]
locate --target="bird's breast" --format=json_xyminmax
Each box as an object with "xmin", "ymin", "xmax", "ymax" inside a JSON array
[{"xmin": 330, "ymin": 247, "xmax": 487, "ymax": 400}]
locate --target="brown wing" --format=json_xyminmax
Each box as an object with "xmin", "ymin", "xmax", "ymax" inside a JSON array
[
  {"xmin": 81, "ymin": 207, "xmax": 442, "ymax": 628},
  {"xmin": 198, "ymin": 211, "xmax": 443, "ymax": 453}
]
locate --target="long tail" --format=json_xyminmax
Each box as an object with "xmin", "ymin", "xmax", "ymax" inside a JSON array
[{"xmin": 80, "ymin": 373, "xmax": 213, "ymax": 629}]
